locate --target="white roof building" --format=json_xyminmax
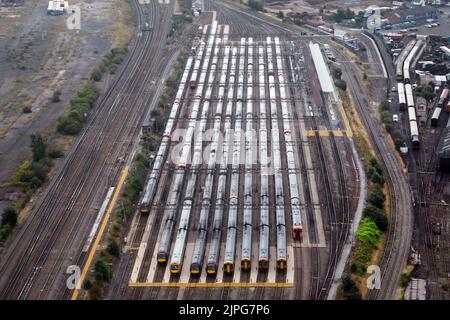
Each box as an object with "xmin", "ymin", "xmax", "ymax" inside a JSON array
[{"xmin": 309, "ymin": 42, "xmax": 336, "ymax": 98}]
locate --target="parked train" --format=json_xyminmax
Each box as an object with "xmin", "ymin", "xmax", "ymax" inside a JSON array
[
  {"xmin": 139, "ymin": 52, "xmax": 196, "ymax": 214},
  {"xmin": 258, "ymin": 43, "xmax": 270, "ymax": 271},
  {"xmin": 396, "ymin": 40, "xmax": 415, "ymax": 81},
  {"xmin": 205, "ymin": 45, "xmax": 236, "ymax": 275},
  {"xmin": 405, "ymin": 83, "xmax": 420, "ymax": 148},
  {"xmin": 268, "ymin": 37, "xmax": 287, "ymax": 271},
  {"xmin": 190, "ymin": 37, "xmax": 223, "ymax": 275},
  {"xmin": 274, "ymin": 37, "xmax": 303, "ymax": 241},
  {"xmin": 169, "ymin": 25, "xmax": 219, "ymax": 274},
  {"xmin": 403, "ymin": 40, "xmax": 423, "ymax": 84},
  {"xmin": 397, "ymin": 82, "xmax": 406, "ymax": 112},
  {"xmin": 158, "ymin": 24, "xmax": 218, "ymax": 267},
  {"xmin": 241, "ymin": 37, "xmax": 254, "ymax": 271},
  {"xmin": 223, "ymin": 38, "xmax": 247, "ymax": 274},
  {"xmin": 431, "ymin": 88, "xmax": 449, "ymax": 127}
]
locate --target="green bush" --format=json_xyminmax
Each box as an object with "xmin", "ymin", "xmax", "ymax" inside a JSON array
[
  {"xmin": 94, "ymin": 260, "xmax": 110, "ymax": 282},
  {"xmin": 341, "ymin": 275, "xmax": 361, "ymax": 300},
  {"xmin": 0, "ymin": 224, "xmax": 13, "ymax": 241},
  {"xmin": 22, "ymin": 106, "xmax": 32, "ymax": 113},
  {"xmin": 30, "ymin": 133, "xmax": 47, "ymax": 162},
  {"xmin": 379, "ymin": 100, "xmax": 390, "ymax": 111},
  {"xmin": 90, "ymin": 68, "xmax": 103, "ymax": 82},
  {"xmin": 1, "ymin": 206, "xmax": 18, "ymax": 228},
  {"xmin": 356, "ymin": 218, "xmax": 381, "ymax": 246},
  {"xmin": 400, "ymin": 273, "xmax": 411, "ymax": 288},
  {"xmin": 83, "ymin": 278, "xmax": 92, "ymax": 290},
  {"xmin": 367, "ymin": 157, "xmax": 384, "ymax": 186},
  {"xmin": 363, "ymin": 206, "xmax": 388, "ymax": 232},
  {"xmin": 107, "ymin": 240, "xmax": 120, "ymax": 257},
  {"xmin": 88, "ymin": 280, "xmax": 103, "ymax": 300},
  {"xmin": 332, "ymin": 66, "xmax": 342, "ymax": 80},
  {"xmin": 368, "ymin": 189, "xmax": 385, "ymax": 209},
  {"xmin": 57, "ymin": 81, "xmax": 99, "ymax": 135},
  {"xmin": 335, "ymin": 79, "xmax": 347, "ymax": 91},
  {"xmin": 47, "ymin": 144, "xmax": 64, "ymax": 159},
  {"xmin": 51, "ymin": 90, "xmax": 61, "ymax": 103},
  {"xmin": 380, "ymin": 110, "xmax": 392, "ymax": 131},
  {"xmin": 395, "ymin": 138, "xmax": 404, "ymax": 150}
]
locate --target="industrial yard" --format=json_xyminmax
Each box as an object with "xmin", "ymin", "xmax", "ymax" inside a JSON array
[
  {"xmin": 0, "ymin": 0, "xmax": 449, "ymax": 306},
  {"xmin": 106, "ymin": 14, "xmax": 360, "ymax": 300}
]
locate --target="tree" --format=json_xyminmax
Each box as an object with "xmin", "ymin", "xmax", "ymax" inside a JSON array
[
  {"xmin": 363, "ymin": 206, "xmax": 388, "ymax": 232},
  {"xmin": 107, "ymin": 240, "xmax": 120, "ymax": 257},
  {"xmin": 341, "ymin": 275, "xmax": 361, "ymax": 300},
  {"xmin": 370, "ymin": 157, "xmax": 382, "ymax": 173},
  {"xmin": 357, "ymin": 218, "xmax": 381, "ymax": 246},
  {"xmin": 51, "ymin": 90, "xmax": 61, "ymax": 103},
  {"xmin": 368, "ymin": 189, "xmax": 385, "ymax": 208},
  {"xmin": 47, "ymin": 144, "xmax": 64, "ymax": 158},
  {"xmin": 371, "ymin": 171, "xmax": 384, "ymax": 186},
  {"xmin": 94, "ymin": 260, "xmax": 110, "ymax": 282},
  {"xmin": 335, "ymin": 79, "xmax": 347, "ymax": 91},
  {"xmin": 90, "ymin": 67, "xmax": 103, "ymax": 82},
  {"xmin": 1, "ymin": 206, "xmax": 18, "ymax": 227},
  {"xmin": 379, "ymin": 100, "xmax": 390, "ymax": 111},
  {"xmin": 400, "ymin": 273, "xmax": 411, "ymax": 288},
  {"xmin": 277, "ymin": 11, "xmax": 284, "ymax": 19},
  {"xmin": 332, "ymin": 66, "xmax": 342, "ymax": 80},
  {"xmin": 30, "ymin": 133, "xmax": 47, "ymax": 162}
]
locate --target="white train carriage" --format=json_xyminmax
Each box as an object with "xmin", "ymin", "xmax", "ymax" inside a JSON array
[
  {"xmin": 139, "ymin": 55, "xmax": 195, "ymax": 214},
  {"xmin": 410, "ymin": 120, "xmax": 420, "ymax": 148},
  {"xmin": 405, "ymin": 84, "xmax": 414, "ymax": 108},
  {"xmin": 398, "ymin": 82, "xmax": 406, "ymax": 111},
  {"xmin": 157, "ymin": 31, "xmax": 218, "ymax": 263},
  {"xmin": 408, "ymin": 107, "xmax": 417, "ymax": 122}
]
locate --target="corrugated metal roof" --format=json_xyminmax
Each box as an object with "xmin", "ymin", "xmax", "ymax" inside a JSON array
[{"xmin": 309, "ymin": 42, "xmax": 334, "ymax": 93}]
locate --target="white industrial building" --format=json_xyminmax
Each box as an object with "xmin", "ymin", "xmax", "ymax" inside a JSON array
[
  {"xmin": 47, "ymin": 0, "xmax": 68, "ymax": 15},
  {"xmin": 309, "ymin": 42, "xmax": 336, "ymax": 100}
]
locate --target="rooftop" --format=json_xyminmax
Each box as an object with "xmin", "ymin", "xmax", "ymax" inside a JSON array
[{"xmin": 309, "ymin": 42, "xmax": 335, "ymax": 94}]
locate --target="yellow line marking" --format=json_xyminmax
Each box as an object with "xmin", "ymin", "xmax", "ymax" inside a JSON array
[
  {"xmin": 336, "ymin": 100, "xmax": 353, "ymax": 138},
  {"xmin": 128, "ymin": 282, "xmax": 294, "ymax": 288},
  {"xmin": 306, "ymin": 130, "xmax": 345, "ymax": 137},
  {"xmin": 71, "ymin": 166, "xmax": 130, "ymax": 300}
]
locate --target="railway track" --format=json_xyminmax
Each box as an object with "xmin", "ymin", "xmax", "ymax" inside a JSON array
[
  {"xmin": 0, "ymin": 0, "xmax": 176, "ymax": 300},
  {"xmin": 335, "ymin": 54, "xmax": 413, "ymax": 300},
  {"xmin": 102, "ymin": 1, "xmax": 360, "ymax": 301},
  {"xmin": 411, "ymin": 124, "xmax": 445, "ymax": 299}
]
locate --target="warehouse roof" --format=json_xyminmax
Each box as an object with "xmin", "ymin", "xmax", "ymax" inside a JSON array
[{"xmin": 309, "ymin": 42, "xmax": 335, "ymax": 93}]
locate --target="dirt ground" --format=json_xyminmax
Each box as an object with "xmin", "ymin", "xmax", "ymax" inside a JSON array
[{"xmin": 0, "ymin": 0, "xmax": 134, "ymax": 212}]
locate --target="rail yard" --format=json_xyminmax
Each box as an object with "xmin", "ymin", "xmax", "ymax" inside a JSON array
[
  {"xmin": 1, "ymin": 0, "xmax": 449, "ymax": 304},
  {"xmin": 107, "ymin": 1, "xmax": 360, "ymax": 301}
]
